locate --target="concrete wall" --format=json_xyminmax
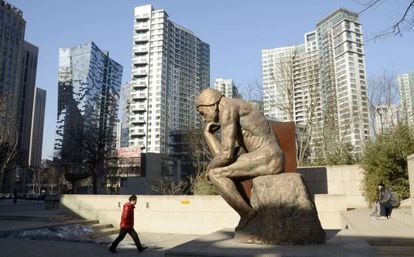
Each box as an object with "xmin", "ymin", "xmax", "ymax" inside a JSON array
[
  {"xmin": 298, "ymin": 165, "xmax": 367, "ymax": 208},
  {"xmin": 61, "ymin": 193, "xmax": 347, "ymax": 234},
  {"xmin": 60, "ymin": 164, "xmax": 367, "ymax": 234},
  {"xmin": 314, "ymin": 194, "xmax": 347, "ymax": 229},
  {"xmin": 407, "ymin": 154, "xmax": 414, "ymax": 224},
  {"xmin": 61, "ymin": 195, "xmax": 239, "ymax": 235}
]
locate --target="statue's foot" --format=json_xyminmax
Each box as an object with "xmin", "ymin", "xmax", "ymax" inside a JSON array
[{"xmin": 235, "ymin": 210, "xmax": 256, "ymax": 231}]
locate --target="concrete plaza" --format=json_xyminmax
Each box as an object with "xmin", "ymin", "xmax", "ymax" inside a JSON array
[{"xmin": 1, "ymin": 199, "xmax": 414, "ymax": 257}]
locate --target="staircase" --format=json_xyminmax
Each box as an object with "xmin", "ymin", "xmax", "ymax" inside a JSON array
[
  {"xmin": 88, "ymin": 222, "xmax": 119, "ymax": 239},
  {"xmin": 341, "ymin": 207, "xmax": 414, "ymax": 257},
  {"xmin": 367, "ymin": 238, "xmax": 414, "ymax": 257}
]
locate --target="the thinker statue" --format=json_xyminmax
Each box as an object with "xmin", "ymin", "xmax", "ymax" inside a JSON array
[{"xmin": 196, "ymin": 88, "xmax": 285, "ymax": 230}]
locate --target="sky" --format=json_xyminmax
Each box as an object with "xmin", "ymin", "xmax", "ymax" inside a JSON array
[{"xmin": 7, "ymin": 0, "xmax": 414, "ymax": 160}]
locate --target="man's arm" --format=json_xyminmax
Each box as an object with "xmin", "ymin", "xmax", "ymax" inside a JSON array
[
  {"xmin": 380, "ymin": 189, "xmax": 391, "ymax": 204},
  {"xmin": 206, "ymin": 104, "xmax": 238, "ymax": 170}
]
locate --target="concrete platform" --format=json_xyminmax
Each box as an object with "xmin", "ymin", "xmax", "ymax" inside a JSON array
[{"xmin": 165, "ymin": 229, "xmax": 378, "ymax": 257}]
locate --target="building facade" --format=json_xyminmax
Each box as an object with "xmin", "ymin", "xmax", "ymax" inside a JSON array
[
  {"xmin": 54, "ymin": 42, "xmax": 123, "ymax": 172},
  {"xmin": 262, "ymin": 9, "xmax": 369, "ymax": 159},
  {"xmin": 398, "ymin": 71, "xmax": 414, "ymax": 124},
  {"xmin": 29, "ymin": 87, "xmax": 46, "ymax": 168},
  {"xmin": 119, "ymin": 82, "xmax": 131, "ymax": 148},
  {"xmin": 17, "ymin": 41, "xmax": 38, "ymax": 167},
  {"xmin": 129, "ymin": 4, "xmax": 210, "ymax": 154},
  {"xmin": 0, "ymin": 1, "xmax": 40, "ymax": 192},
  {"xmin": 0, "ymin": 1, "xmax": 26, "ymax": 147},
  {"xmin": 214, "ymin": 78, "xmax": 241, "ymax": 99}
]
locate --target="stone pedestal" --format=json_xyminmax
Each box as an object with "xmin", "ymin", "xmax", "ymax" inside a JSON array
[{"xmin": 234, "ymin": 173, "xmax": 325, "ymax": 245}]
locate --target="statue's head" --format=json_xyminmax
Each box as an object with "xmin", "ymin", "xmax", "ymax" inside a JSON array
[{"xmin": 196, "ymin": 88, "xmax": 223, "ymax": 123}]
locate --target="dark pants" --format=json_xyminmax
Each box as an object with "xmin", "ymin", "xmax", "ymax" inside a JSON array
[
  {"xmin": 379, "ymin": 202, "xmax": 393, "ymax": 217},
  {"xmin": 110, "ymin": 228, "xmax": 143, "ymax": 251}
]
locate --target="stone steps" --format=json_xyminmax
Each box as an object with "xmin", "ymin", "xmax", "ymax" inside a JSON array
[
  {"xmin": 87, "ymin": 223, "xmax": 119, "ymax": 239},
  {"xmin": 90, "ymin": 223, "xmax": 113, "ymax": 230},
  {"xmin": 368, "ymin": 239, "xmax": 414, "ymax": 257}
]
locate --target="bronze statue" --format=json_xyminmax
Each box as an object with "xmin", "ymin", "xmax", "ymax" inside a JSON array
[{"xmin": 196, "ymin": 88, "xmax": 285, "ymax": 230}]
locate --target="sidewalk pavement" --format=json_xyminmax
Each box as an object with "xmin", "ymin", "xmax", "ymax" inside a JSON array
[
  {"xmin": 342, "ymin": 208, "xmax": 414, "ymax": 239},
  {"xmin": 2, "ymin": 200, "xmax": 414, "ymax": 257},
  {"xmin": 0, "ymin": 199, "xmax": 200, "ymax": 257}
]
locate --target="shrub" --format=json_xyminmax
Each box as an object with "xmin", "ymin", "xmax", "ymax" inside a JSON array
[
  {"xmin": 191, "ymin": 171, "xmax": 217, "ymax": 195},
  {"xmin": 362, "ymin": 124, "xmax": 413, "ymax": 203}
]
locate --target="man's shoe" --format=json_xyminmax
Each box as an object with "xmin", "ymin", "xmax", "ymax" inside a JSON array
[
  {"xmin": 109, "ymin": 248, "xmax": 118, "ymax": 253},
  {"xmin": 378, "ymin": 216, "xmax": 388, "ymax": 220},
  {"xmin": 138, "ymin": 246, "xmax": 148, "ymax": 252}
]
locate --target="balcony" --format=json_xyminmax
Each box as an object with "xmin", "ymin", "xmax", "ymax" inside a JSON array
[
  {"xmin": 132, "ymin": 68, "xmax": 147, "ymax": 78},
  {"xmin": 130, "ymin": 104, "xmax": 146, "ymax": 112},
  {"xmin": 134, "ymin": 23, "xmax": 149, "ymax": 31},
  {"xmin": 131, "ymin": 117, "xmax": 146, "ymax": 124},
  {"xmin": 131, "ymin": 92, "xmax": 147, "ymax": 100},
  {"xmin": 133, "ymin": 45, "xmax": 149, "ymax": 54},
  {"xmin": 132, "ymin": 56, "xmax": 148, "ymax": 66},
  {"xmin": 135, "ymin": 14, "xmax": 150, "ymax": 21},
  {"xmin": 134, "ymin": 34, "xmax": 149, "ymax": 43},
  {"xmin": 130, "ymin": 129, "xmax": 146, "ymax": 137},
  {"xmin": 132, "ymin": 81, "xmax": 147, "ymax": 89}
]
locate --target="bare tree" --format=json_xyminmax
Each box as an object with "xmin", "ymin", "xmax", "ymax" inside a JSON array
[
  {"xmin": 0, "ymin": 93, "xmax": 19, "ymax": 192},
  {"xmin": 263, "ymin": 47, "xmax": 322, "ymax": 165},
  {"xmin": 183, "ymin": 128, "xmax": 212, "ymax": 174},
  {"xmin": 368, "ymin": 70, "xmax": 400, "ymax": 136},
  {"xmin": 150, "ymin": 178, "xmax": 190, "ymax": 195},
  {"xmin": 357, "ymin": 0, "xmax": 414, "ymax": 40}
]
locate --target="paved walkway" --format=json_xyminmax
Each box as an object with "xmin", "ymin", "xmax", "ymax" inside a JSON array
[
  {"xmin": 0, "ymin": 199, "xmax": 200, "ymax": 257},
  {"xmin": 1, "ymin": 200, "xmax": 414, "ymax": 257},
  {"xmin": 342, "ymin": 208, "xmax": 414, "ymax": 239}
]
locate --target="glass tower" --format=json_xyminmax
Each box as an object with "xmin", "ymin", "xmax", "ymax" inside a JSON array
[{"xmin": 54, "ymin": 42, "xmax": 123, "ymax": 167}]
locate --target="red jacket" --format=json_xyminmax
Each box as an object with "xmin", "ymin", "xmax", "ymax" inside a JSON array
[{"xmin": 120, "ymin": 202, "xmax": 135, "ymax": 229}]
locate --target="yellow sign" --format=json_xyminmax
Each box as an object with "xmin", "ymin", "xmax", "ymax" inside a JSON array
[{"xmin": 181, "ymin": 199, "xmax": 190, "ymax": 205}]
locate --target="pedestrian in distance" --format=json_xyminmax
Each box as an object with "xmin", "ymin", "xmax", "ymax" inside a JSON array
[
  {"xmin": 109, "ymin": 195, "xmax": 147, "ymax": 253},
  {"xmin": 375, "ymin": 182, "xmax": 401, "ymax": 220}
]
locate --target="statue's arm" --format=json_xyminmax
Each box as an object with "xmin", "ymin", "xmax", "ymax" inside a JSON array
[{"xmin": 206, "ymin": 106, "xmax": 238, "ymax": 169}]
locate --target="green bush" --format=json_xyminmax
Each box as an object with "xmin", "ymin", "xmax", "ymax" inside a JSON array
[
  {"xmin": 362, "ymin": 124, "xmax": 413, "ymax": 203},
  {"xmin": 191, "ymin": 171, "xmax": 217, "ymax": 195}
]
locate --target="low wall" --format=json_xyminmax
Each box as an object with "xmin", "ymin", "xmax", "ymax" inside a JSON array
[
  {"xmin": 298, "ymin": 165, "xmax": 367, "ymax": 208},
  {"xmin": 407, "ymin": 154, "xmax": 414, "ymax": 224},
  {"xmin": 61, "ymin": 195, "xmax": 238, "ymax": 235},
  {"xmin": 61, "ymin": 193, "xmax": 346, "ymax": 234}
]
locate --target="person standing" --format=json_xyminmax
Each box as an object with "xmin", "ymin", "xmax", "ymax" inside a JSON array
[{"xmin": 109, "ymin": 195, "xmax": 147, "ymax": 253}]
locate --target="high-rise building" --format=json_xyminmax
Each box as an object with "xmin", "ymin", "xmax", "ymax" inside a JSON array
[
  {"xmin": 214, "ymin": 78, "xmax": 241, "ymax": 99},
  {"xmin": 398, "ymin": 71, "xmax": 414, "ymax": 124},
  {"xmin": 130, "ymin": 4, "xmax": 210, "ymax": 154},
  {"xmin": 0, "ymin": 1, "xmax": 39, "ymax": 192},
  {"xmin": 54, "ymin": 42, "xmax": 123, "ymax": 170},
  {"xmin": 0, "ymin": 1, "xmax": 26, "ymax": 148},
  {"xmin": 29, "ymin": 87, "xmax": 46, "ymax": 168},
  {"xmin": 17, "ymin": 41, "xmax": 38, "ymax": 167},
  {"xmin": 262, "ymin": 9, "xmax": 369, "ymax": 158},
  {"xmin": 120, "ymin": 82, "xmax": 131, "ymax": 148}
]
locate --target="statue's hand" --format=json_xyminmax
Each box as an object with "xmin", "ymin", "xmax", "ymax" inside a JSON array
[{"xmin": 205, "ymin": 122, "xmax": 220, "ymax": 134}]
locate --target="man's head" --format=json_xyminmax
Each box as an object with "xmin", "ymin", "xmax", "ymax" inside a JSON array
[
  {"xmin": 129, "ymin": 194, "xmax": 137, "ymax": 205},
  {"xmin": 196, "ymin": 88, "xmax": 223, "ymax": 123},
  {"xmin": 378, "ymin": 182, "xmax": 385, "ymax": 191}
]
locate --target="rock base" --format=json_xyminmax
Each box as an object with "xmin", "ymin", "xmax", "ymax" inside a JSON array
[{"xmin": 234, "ymin": 173, "xmax": 325, "ymax": 245}]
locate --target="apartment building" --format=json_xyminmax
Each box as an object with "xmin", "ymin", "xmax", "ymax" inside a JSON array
[
  {"xmin": 130, "ymin": 4, "xmax": 210, "ymax": 154},
  {"xmin": 262, "ymin": 9, "xmax": 370, "ymax": 159}
]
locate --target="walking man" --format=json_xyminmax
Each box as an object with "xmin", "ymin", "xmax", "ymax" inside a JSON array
[{"xmin": 109, "ymin": 195, "xmax": 147, "ymax": 253}]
